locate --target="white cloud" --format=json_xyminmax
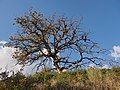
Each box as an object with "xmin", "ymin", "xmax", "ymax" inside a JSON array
[
  {"xmin": 89, "ymin": 63, "xmax": 95, "ymax": 68},
  {"xmin": 0, "ymin": 40, "xmax": 7, "ymax": 45},
  {"xmin": 89, "ymin": 63, "xmax": 110, "ymax": 69},
  {"xmin": 0, "ymin": 40, "xmax": 37, "ymax": 76},
  {"xmin": 111, "ymin": 46, "xmax": 120, "ymax": 60},
  {"xmin": 0, "ymin": 41, "xmax": 59, "ymax": 76},
  {"xmin": 101, "ymin": 64, "xmax": 109, "ymax": 69},
  {"xmin": 0, "ymin": 41, "xmax": 21, "ymax": 74}
]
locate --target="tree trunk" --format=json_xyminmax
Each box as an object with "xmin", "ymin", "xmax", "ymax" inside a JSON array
[{"xmin": 54, "ymin": 62, "xmax": 62, "ymax": 73}]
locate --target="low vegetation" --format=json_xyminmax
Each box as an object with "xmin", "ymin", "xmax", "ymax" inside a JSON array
[{"xmin": 0, "ymin": 67, "xmax": 120, "ymax": 90}]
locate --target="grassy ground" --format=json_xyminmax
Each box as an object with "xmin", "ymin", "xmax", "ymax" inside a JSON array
[{"xmin": 0, "ymin": 67, "xmax": 120, "ymax": 90}]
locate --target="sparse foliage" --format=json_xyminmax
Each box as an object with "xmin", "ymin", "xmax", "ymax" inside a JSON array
[{"xmin": 10, "ymin": 10, "xmax": 105, "ymax": 73}]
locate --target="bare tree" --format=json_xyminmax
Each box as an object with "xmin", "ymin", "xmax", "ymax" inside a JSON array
[{"xmin": 10, "ymin": 10, "xmax": 105, "ymax": 73}]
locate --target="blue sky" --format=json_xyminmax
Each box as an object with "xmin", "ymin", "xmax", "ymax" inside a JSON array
[
  {"xmin": 0, "ymin": 0, "xmax": 120, "ymax": 73},
  {"xmin": 0, "ymin": 0, "xmax": 120, "ymax": 49}
]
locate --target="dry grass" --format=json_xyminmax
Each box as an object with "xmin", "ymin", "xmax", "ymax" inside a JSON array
[{"xmin": 0, "ymin": 67, "xmax": 120, "ymax": 90}]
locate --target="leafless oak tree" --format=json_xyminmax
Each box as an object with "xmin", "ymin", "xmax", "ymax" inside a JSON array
[{"xmin": 10, "ymin": 10, "xmax": 105, "ymax": 73}]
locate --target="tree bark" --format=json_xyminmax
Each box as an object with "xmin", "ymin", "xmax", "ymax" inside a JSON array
[{"xmin": 54, "ymin": 61, "xmax": 61, "ymax": 73}]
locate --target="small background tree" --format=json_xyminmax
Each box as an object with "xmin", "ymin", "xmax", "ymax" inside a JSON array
[{"xmin": 9, "ymin": 10, "xmax": 105, "ymax": 73}]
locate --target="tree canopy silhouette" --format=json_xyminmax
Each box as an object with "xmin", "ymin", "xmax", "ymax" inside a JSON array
[{"xmin": 10, "ymin": 10, "xmax": 105, "ymax": 73}]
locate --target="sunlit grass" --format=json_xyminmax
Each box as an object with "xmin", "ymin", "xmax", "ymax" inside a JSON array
[{"xmin": 0, "ymin": 67, "xmax": 120, "ymax": 89}]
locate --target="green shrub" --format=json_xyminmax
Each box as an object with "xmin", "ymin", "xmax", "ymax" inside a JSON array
[{"xmin": 0, "ymin": 67, "xmax": 120, "ymax": 89}]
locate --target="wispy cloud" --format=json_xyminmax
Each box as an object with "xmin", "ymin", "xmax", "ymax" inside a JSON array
[
  {"xmin": 88, "ymin": 63, "xmax": 110, "ymax": 69},
  {"xmin": 89, "ymin": 63, "xmax": 95, "ymax": 68},
  {"xmin": 0, "ymin": 41, "xmax": 7, "ymax": 45},
  {"xmin": 101, "ymin": 64, "xmax": 109, "ymax": 69},
  {"xmin": 111, "ymin": 46, "xmax": 120, "ymax": 60}
]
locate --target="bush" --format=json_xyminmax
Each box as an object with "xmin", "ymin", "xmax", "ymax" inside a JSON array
[{"xmin": 0, "ymin": 67, "xmax": 120, "ymax": 89}]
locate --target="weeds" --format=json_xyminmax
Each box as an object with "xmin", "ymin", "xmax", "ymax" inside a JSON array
[{"xmin": 0, "ymin": 67, "xmax": 120, "ymax": 90}]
